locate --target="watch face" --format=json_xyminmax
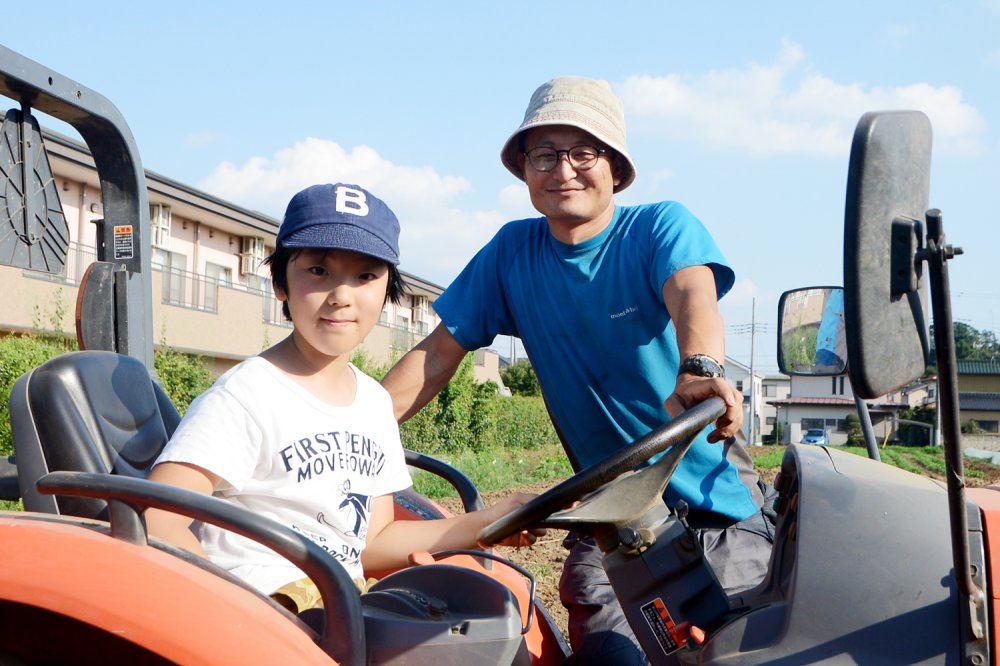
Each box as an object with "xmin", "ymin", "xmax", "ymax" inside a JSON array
[{"xmin": 682, "ymin": 354, "xmax": 724, "ymax": 378}]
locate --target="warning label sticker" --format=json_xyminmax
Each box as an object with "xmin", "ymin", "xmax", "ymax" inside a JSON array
[
  {"xmin": 641, "ymin": 598, "xmax": 680, "ymax": 655},
  {"xmin": 114, "ymin": 225, "xmax": 134, "ymax": 260}
]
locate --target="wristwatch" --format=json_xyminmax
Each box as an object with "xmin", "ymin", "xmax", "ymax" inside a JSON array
[{"xmin": 679, "ymin": 354, "xmax": 726, "ymax": 378}]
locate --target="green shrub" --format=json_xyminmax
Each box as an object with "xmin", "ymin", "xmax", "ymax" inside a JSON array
[
  {"xmin": 501, "ymin": 360, "xmax": 539, "ymax": 396},
  {"xmin": 490, "ymin": 395, "xmax": 558, "ymax": 450},
  {"xmin": 153, "ymin": 346, "xmax": 215, "ymax": 415},
  {"xmin": 0, "ymin": 336, "xmax": 68, "ymax": 457},
  {"xmin": 401, "ymin": 397, "xmax": 443, "ymax": 452},
  {"xmin": 351, "ymin": 348, "xmax": 388, "ymax": 380}
]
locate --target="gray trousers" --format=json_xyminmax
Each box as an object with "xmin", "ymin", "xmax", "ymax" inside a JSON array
[{"xmin": 558, "ymin": 484, "xmax": 778, "ymax": 665}]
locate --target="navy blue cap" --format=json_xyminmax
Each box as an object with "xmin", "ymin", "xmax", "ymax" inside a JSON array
[{"xmin": 276, "ymin": 183, "xmax": 400, "ymax": 265}]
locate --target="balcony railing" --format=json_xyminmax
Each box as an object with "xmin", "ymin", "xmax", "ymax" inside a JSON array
[
  {"xmin": 39, "ymin": 242, "xmax": 427, "ymax": 336},
  {"xmin": 158, "ymin": 266, "xmax": 221, "ymax": 313}
]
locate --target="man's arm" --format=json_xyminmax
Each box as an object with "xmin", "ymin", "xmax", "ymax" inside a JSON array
[
  {"xmin": 662, "ymin": 265, "xmax": 744, "ymax": 443},
  {"xmin": 381, "ymin": 324, "xmax": 469, "ymax": 423}
]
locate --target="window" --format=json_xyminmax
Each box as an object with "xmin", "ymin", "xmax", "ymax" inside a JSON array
[
  {"xmin": 764, "ymin": 384, "xmax": 777, "ymax": 397},
  {"xmin": 975, "ymin": 420, "xmax": 999, "ymax": 434},
  {"xmin": 412, "ymin": 295, "xmax": 429, "ymax": 318},
  {"xmin": 153, "ymin": 248, "xmax": 187, "ymax": 305},
  {"xmin": 801, "ymin": 418, "xmax": 824, "ymax": 431},
  {"xmin": 392, "ymin": 316, "xmax": 412, "ymax": 350},
  {"xmin": 735, "ymin": 380, "xmax": 744, "ymax": 392},
  {"xmin": 204, "ymin": 262, "xmax": 232, "ymax": 312},
  {"xmin": 241, "ymin": 237, "xmax": 266, "ymax": 276},
  {"xmin": 150, "ymin": 204, "xmax": 171, "ymax": 248},
  {"xmin": 378, "ymin": 310, "xmax": 389, "ymax": 325},
  {"xmin": 246, "ymin": 274, "xmax": 269, "ymax": 294}
]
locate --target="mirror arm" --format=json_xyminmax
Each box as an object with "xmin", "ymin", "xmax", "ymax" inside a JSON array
[
  {"xmin": 923, "ymin": 209, "xmax": 984, "ymax": 643},
  {"xmin": 852, "ymin": 394, "xmax": 881, "ymax": 463}
]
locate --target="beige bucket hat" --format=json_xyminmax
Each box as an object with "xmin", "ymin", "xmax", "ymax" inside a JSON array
[{"xmin": 500, "ymin": 76, "xmax": 636, "ymax": 193}]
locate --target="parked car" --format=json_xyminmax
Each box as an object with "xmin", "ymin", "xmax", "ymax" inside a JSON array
[{"xmin": 802, "ymin": 429, "xmax": 830, "ymax": 445}]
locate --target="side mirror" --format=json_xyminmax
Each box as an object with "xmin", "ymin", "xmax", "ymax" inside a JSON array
[
  {"xmin": 843, "ymin": 111, "xmax": 931, "ymax": 398},
  {"xmin": 777, "ymin": 287, "xmax": 847, "ymax": 376}
]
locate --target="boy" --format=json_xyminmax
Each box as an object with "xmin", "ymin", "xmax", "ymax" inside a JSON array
[{"xmin": 146, "ymin": 183, "xmax": 537, "ymax": 611}]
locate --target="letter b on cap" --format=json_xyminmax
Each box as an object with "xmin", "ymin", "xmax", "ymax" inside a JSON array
[{"xmin": 335, "ymin": 186, "xmax": 369, "ymax": 217}]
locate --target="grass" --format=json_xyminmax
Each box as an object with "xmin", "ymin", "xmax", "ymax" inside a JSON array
[
  {"xmin": 413, "ymin": 440, "xmax": 1000, "ymax": 501},
  {"xmin": 751, "ymin": 443, "xmax": 993, "ymax": 481},
  {"xmin": 411, "ymin": 441, "xmax": 1000, "ymax": 500},
  {"xmin": 411, "ymin": 442, "xmax": 572, "ymax": 499},
  {"xmin": 413, "ymin": 440, "xmax": 1000, "ymax": 500}
]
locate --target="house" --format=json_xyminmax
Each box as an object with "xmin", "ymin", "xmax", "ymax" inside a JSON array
[
  {"xmin": 0, "ymin": 126, "xmax": 506, "ymax": 385},
  {"xmin": 724, "ymin": 357, "xmax": 761, "ymax": 444},
  {"xmin": 955, "ymin": 360, "xmax": 1000, "ymax": 434},
  {"xmin": 760, "ymin": 374, "xmax": 791, "ymax": 442},
  {"xmin": 767, "ymin": 373, "xmax": 911, "ymax": 445}
]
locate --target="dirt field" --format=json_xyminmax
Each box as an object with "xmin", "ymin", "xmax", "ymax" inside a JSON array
[{"xmin": 435, "ymin": 445, "xmax": 1000, "ymax": 644}]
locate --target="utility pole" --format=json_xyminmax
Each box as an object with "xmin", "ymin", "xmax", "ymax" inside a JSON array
[{"xmin": 749, "ymin": 298, "xmax": 758, "ymax": 446}]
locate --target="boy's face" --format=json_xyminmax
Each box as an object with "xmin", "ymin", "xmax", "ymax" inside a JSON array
[{"xmin": 275, "ymin": 248, "xmax": 389, "ymax": 361}]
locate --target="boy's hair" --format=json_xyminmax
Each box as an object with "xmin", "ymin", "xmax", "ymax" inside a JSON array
[{"xmin": 264, "ymin": 246, "xmax": 408, "ymax": 322}]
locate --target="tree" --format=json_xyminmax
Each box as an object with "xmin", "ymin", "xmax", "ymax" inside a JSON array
[
  {"xmin": 501, "ymin": 360, "xmax": 540, "ymax": 396},
  {"xmin": 931, "ymin": 322, "xmax": 1000, "ymax": 361},
  {"xmin": 844, "ymin": 414, "xmax": 864, "ymax": 445}
]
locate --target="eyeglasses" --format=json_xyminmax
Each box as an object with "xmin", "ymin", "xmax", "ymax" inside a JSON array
[{"xmin": 522, "ymin": 145, "xmax": 607, "ymax": 172}]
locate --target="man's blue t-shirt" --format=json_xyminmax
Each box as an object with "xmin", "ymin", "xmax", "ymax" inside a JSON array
[{"xmin": 434, "ymin": 201, "xmax": 760, "ymax": 521}]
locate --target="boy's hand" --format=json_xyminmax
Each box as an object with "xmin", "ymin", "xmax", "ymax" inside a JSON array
[
  {"xmin": 663, "ymin": 375, "xmax": 744, "ymax": 443},
  {"xmin": 478, "ymin": 492, "xmax": 547, "ymax": 548}
]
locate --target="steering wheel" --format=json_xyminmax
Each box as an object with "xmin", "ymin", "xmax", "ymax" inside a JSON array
[{"xmin": 480, "ymin": 397, "xmax": 726, "ymax": 545}]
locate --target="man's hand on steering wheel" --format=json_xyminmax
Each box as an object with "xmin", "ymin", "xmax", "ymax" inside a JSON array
[{"xmin": 664, "ymin": 375, "xmax": 743, "ymax": 443}]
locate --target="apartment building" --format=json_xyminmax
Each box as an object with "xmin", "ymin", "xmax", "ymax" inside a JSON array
[{"xmin": 2, "ymin": 128, "xmax": 503, "ymax": 384}]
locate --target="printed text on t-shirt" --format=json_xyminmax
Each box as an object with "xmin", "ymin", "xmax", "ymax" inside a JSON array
[{"xmin": 278, "ymin": 431, "xmax": 387, "ymax": 482}]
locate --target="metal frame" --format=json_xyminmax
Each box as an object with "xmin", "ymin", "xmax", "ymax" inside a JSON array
[{"xmin": 1, "ymin": 45, "xmax": 153, "ymax": 367}]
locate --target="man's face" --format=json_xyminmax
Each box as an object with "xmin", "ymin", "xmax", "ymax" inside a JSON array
[{"xmin": 519, "ymin": 125, "xmax": 621, "ymax": 236}]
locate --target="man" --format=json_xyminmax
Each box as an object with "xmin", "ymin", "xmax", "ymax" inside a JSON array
[{"xmin": 382, "ymin": 77, "xmax": 775, "ymax": 664}]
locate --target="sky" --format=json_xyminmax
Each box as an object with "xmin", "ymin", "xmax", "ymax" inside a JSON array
[{"xmin": 3, "ymin": 1, "xmax": 998, "ymax": 374}]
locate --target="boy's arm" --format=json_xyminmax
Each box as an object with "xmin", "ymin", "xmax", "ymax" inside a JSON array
[
  {"xmin": 381, "ymin": 324, "xmax": 468, "ymax": 422},
  {"xmin": 145, "ymin": 461, "xmax": 221, "ymax": 557},
  {"xmin": 360, "ymin": 493, "xmax": 541, "ymax": 572},
  {"xmin": 661, "ymin": 265, "xmax": 743, "ymax": 443}
]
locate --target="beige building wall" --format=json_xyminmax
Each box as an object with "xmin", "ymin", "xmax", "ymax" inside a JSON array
[{"xmin": 961, "ymin": 376, "xmax": 1000, "ymax": 393}]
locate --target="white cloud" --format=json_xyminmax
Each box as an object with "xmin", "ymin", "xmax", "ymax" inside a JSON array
[
  {"xmin": 723, "ymin": 278, "xmax": 764, "ymax": 308},
  {"xmin": 497, "ymin": 183, "xmax": 530, "ymax": 214},
  {"xmin": 618, "ymin": 40, "xmax": 986, "ymax": 156},
  {"xmin": 198, "ymin": 137, "xmax": 507, "ymax": 285}
]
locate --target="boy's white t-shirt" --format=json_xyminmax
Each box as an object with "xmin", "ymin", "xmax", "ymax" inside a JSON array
[{"xmin": 156, "ymin": 356, "xmax": 412, "ymax": 594}]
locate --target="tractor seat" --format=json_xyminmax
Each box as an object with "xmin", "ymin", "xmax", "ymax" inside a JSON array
[{"xmin": 9, "ymin": 350, "xmax": 179, "ymax": 518}]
